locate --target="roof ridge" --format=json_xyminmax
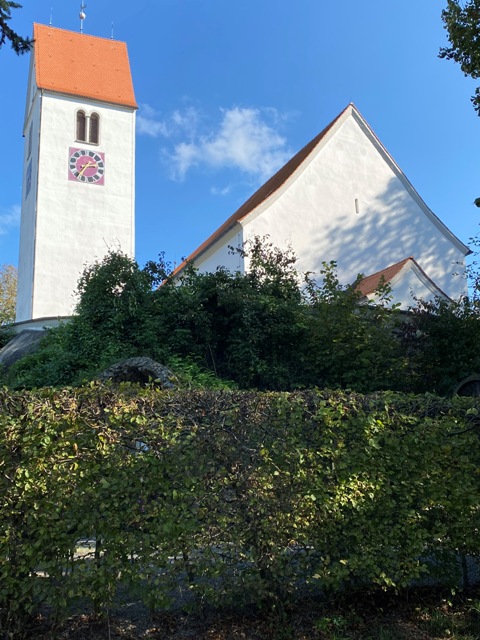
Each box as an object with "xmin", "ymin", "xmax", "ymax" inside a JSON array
[
  {"xmin": 172, "ymin": 104, "xmax": 354, "ymax": 276},
  {"xmin": 33, "ymin": 22, "xmax": 128, "ymax": 45},
  {"xmin": 357, "ymin": 256, "xmax": 451, "ymax": 301},
  {"xmin": 356, "ymin": 257, "xmax": 415, "ymax": 296},
  {"xmin": 361, "ymin": 256, "xmax": 414, "ymax": 281},
  {"xmin": 33, "ymin": 23, "xmax": 137, "ymax": 109}
]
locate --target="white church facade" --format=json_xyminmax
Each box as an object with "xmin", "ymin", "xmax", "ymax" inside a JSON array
[
  {"xmin": 173, "ymin": 104, "xmax": 470, "ymax": 308},
  {"xmin": 15, "ymin": 26, "xmax": 469, "ymax": 322},
  {"xmin": 16, "ymin": 23, "xmax": 136, "ymax": 327}
]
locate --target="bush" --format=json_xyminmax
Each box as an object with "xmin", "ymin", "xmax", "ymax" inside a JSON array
[
  {"xmin": 1, "ymin": 385, "xmax": 480, "ymax": 632},
  {"xmin": 5, "ymin": 241, "xmax": 409, "ymax": 392}
]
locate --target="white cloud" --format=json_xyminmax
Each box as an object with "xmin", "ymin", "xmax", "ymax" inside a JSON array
[
  {"xmin": 171, "ymin": 142, "xmax": 200, "ymax": 178},
  {"xmin": 168, "ymin": 107, "xmax": 291, "ymax": 182},
  {"xmin": 171, "ymin": 107, "xmax": 200, "ymax": 137},
  {"xmin": 210, "ymin": 185, "xmax": 232, "ymax": 196},
  {"xmin": 136, "ymin": 104, "xmax": 200, "ymax": 139},
  {"xmin": 136, "ymin": 104, "xmax": 170, "ymax": 138},
  {"xmin": 0, "ymin": 205, "xmax": 20, "ymax": 236}
]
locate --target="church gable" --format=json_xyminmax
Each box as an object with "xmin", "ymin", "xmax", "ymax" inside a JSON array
[
  {"xmin": 180, "ymin": 104, "xmax": 468, "ymax": 305},
  {"xmin": 356, "ymin": 257, "xmax": 451, "ymax": 308}
]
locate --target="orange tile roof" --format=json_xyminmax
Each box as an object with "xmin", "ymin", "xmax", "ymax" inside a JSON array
[
  {"xmin": 356, "ymin": 257, "xmax": 413, "ymax": 296},
  {"xmin": 33, "ymin": 23, "xmax": 137, "ymax": 108},
  {"xmin": 356, "ymin": 256, "xmax": 450, "ymax": 301},
  {"xmin": 171, "ymin": 104, "xmax": 352, "ymax": 277}
]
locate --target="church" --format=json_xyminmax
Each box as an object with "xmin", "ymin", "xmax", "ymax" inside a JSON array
[
  {"xmin": 15, "ymin": 23, "xmax": 136, "ymax": 328},
  {"xmin": 173, "ymin": 103, "xmax": 470, "ymax": 308},
  {"xmin": 15, "ymin": 24, "xmax": 470, "ymax": 329}
]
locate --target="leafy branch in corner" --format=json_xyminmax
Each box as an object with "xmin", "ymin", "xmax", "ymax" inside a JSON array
[{"xmin": 0, "ymin": 1, "xmax": 32, "ymax": 54}]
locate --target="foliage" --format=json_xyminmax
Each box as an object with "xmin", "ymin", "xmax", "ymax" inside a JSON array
[
  {"xmin": 464, "ymin": 228, "xmax": 480, "ymax": 300},
  {"xmin": 401, "ymin": 295, "xmax": 480, "ymax": 395},
  {"xmin": 5, "ymin": 241, "xmax": 408, "ymax": 392},
  {"xmin": 440, "ymin": 0, "xmax": 480, "ymax": 115},
  {"xmin": 0, "ymin": 264, "xmax": 16, "ymax": 326},
  {"xmin": 1, "ymin": 385, "xmax": 480, "ymax": 634},
  {"xmin": 0, "ymin": 264, "xmax": 17, "ymax": 349},
  {"xmin": 7, "ymin": 237, "xmax": 480, "ymax": 396},
  {"xmin": 0, "ymin": 1, "xmax": 31, "ymax": 54},
  {"xmin": 303, "ymin": 263, "xmax": 404, "ymax": 392}
]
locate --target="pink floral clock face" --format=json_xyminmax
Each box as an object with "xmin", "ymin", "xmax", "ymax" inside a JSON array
[{"xmin": 68, "ymin": 147, "xmax": 105, "ymax": 185}]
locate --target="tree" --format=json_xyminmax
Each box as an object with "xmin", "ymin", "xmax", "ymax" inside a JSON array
[
  {"xmin": 440, "ymin": 0, "xmax": 480, "ymax": 116},
  {"xmin": 0, "ymin": 264, "xmax": 16, "ymax": 326},
  {"xmin": 4, "ymin": 242, "xmax": 407, "ymax": 392},
  {"xmin": 0, "ymin": 1, "xmax": 31, "ymax": 54}
]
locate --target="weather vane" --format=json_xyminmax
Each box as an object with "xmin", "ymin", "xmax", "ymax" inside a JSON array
[{"xmin": 79, "ymin": 2, "xmax": 87, "ymax": 34}]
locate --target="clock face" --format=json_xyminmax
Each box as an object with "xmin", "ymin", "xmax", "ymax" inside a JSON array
[{"xmin": 68, "ymin": 147, "xmax": 105, "ymax": 185}]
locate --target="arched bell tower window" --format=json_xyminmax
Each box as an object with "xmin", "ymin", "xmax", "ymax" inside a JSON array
[
  {"xmin": 75, "ymin": 110, "xmax": 100, "ymax": 144},
  {"xmin": 89, "ymin": 113, "xmax": 99, "ymax": 144},
  {"xmin": 76, "ymin": 110, "xmax": 87, "ymax": 142}
]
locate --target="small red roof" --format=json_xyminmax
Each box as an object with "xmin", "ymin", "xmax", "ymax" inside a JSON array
[
  {"xmin": 356, "ymin": 257, "xmax": 413, "ymax": 296},
  {"xmin": 33, "ymin": 23, "xmax": 137, "ymax": 109},
  {"xmin": 356, "ymin": 256, "xmax": 450, "ymax": 301}
]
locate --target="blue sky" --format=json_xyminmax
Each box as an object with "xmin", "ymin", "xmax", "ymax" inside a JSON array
[{"xmin": 1, "ymin": 0, "xmax": 479, "ymax": 272}]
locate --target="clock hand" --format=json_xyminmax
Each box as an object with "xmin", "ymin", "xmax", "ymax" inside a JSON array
[{"xmin": 78, "ymin": 161, "xmax": 97, "ymax": 177}]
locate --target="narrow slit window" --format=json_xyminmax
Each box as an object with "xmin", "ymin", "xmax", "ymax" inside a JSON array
[
  {"xmin": 89, "ymin": 113, "xmax": 99, "ymax": 144},
  {"xmin": 76, "ymin": 110, "xmax": 87, "ymax": 141},
  {"xmin": 27, "ymin": 122, "xmax": 33, "ymax": 159}
]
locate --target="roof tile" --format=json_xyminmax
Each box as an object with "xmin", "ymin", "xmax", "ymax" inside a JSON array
[
  {"xmin": 356, "ymin": 258, "xmax": 413, "ymax": 296},
  {"xmin": 356, "ymin": 256, "xmax": 450, "ymax": 302},
  {"xmin": 33, "ymin": 23, "xmax": 137, "ymax": 108}
]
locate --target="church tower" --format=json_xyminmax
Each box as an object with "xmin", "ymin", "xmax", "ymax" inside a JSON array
[{"xmin": 16, "ymin": 23, "xmax": 137, "ymax": 326}]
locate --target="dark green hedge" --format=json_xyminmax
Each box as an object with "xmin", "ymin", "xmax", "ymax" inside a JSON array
[{"xmin": 1, "ymin": 385, "xmax": 480, "ymax": 632}]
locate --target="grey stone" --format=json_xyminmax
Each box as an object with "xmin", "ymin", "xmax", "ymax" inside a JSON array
[
  {"xmin": 99, "ymin": 356, "xmax": 176, "ymax": 388},
  {"xmin": 454, "ymin": 375, "xmax": 480, "ymax": 397},
  {"xmin": 0, "ymin": 330, "xmax": 47, "ymax": 369}
]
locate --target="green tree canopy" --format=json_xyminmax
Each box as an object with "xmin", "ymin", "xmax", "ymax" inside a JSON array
[
  {"xmin": 4, "ymin": 241, "xmax": 406, "ymax": 391},
  {"xmin": 7, "ymin": 238, "xmax": 480, "ymax": 396},
  {"xmin": 0, "ymin": 1, "xmax": 31, "ymax": 54},
  {"xmin": 0, "ymin": 264, "xmax": 17, "ymax": 326},
  {"xmin": 440, "ymin": 0, "xmax": 480, "ymax": 115}
]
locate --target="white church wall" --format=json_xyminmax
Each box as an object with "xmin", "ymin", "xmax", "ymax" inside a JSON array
[
  {"xmin": 367, "ymin": 264, "xmax": 452, "ymax": 309},
  {"xmin": 191, "ymin": 227, "xmax": 245, "ymax": 276},
  {"xmin": 16, "ymin": 92, "xmax": 41, "ymax": 322},
  {"xmin": 240, "ymin": 113, "xmax": 466, "ymax": 302},
  {"xmin": 30, "ymin": 92, "xmax": 135, "ymax": 319},
  {"xmin": 23, "ymin": 54, "xmax": 37, "ymax": 132},
  {"xmin": 388, "ymin": 268, "xmax": 446, "ymax": 308}
]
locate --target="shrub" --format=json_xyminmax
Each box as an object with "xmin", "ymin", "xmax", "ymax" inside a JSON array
[{"xmin": 1, "ymin": 385, "xmax": 480, "ymax": 632}]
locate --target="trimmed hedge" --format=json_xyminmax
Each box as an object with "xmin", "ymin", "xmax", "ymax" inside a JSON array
[{"xmin": 1, "ymin": 385, "xmax": 480, "ymax": 632}]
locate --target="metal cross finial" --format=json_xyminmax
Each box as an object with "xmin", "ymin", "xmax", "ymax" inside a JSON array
[{"xmin": 79, "ymin": 2, "xmax": 87, "ymax": 33}]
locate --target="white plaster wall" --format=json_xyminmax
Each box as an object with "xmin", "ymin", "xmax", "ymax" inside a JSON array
[
  {"xmin": 241, "ymin": 113, "xmax": 467, "ymax": 303},
  {"xmin": 371, "ymin": 266, "xmax": 450, "ymax": 309},
  {"xmin": 23, "ymin": 54, "xmax": 37, "ymax": 132},
  {"xmin": 21, "ymin": 92, "xmax": 135, "ymax": 320},
  {"xmin": 390, "ymin": 270, "xmax": 440, "ymax": 308},
  {"xmin": 192, "ymin": 227, "xmax": 244, "ymax": 275},
  {"xmin": 16, "ymin": 88, "xmax": 41, "ymax": 322}
]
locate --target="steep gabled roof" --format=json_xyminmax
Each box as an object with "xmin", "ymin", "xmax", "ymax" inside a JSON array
[
  {"xmin": 356, "ymin": 256, "xmax": 450, "ymax": 301},
  {"xmin": 33, "ymin": 23, "xmax": 137, "ymax": 108},
  {"xmin": 173, "ymin": 104, "xmax": 470, "ymax": 277},
  {"xmin": 172, "ymin": 104, "xmax": 351, "ymax": 277}
]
